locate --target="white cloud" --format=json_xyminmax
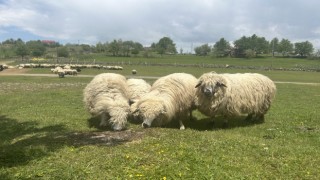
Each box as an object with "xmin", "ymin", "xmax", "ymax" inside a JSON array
[{"xmin": 1, "ymin": 0, "xmax": 320, "ymax": 49}]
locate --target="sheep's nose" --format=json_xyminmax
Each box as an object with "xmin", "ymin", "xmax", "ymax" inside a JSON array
[
  {"xmin": 112, "ymin": 124, "xmax": 123, "ymax": 131},
  {"xmin": 142, "ymin": 123, "xmax": 149, "ymax": 128},
  {"xmin": 204, "ymin": 89, "xmax": 212, "ymax": 96}
]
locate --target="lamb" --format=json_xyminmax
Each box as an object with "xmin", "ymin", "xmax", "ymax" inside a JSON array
[
  {"xmin": 195, "ymin": 71, "xmax": 276, "ymax": 126},
  {"xmin": 131, "ymin": 73, "xmax": 198, "ymax": 129},
  {"xmin": 83, "ymin": 73, "xmax": 130, "ymax": 131}
]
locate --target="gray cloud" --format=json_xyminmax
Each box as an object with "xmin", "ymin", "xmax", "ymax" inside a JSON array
[{"xmin": 1, "ymin": 0, "xmax": 320, "ymax": 49}]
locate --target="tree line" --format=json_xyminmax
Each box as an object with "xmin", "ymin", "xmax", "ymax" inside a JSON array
[
  {"xmin": 195, "ymin": 34, "xmax": 315, "ymax": 58},
  {"xmin": 0, "ymin": 35, "xmax": 317, "ymax": 60},
  {"xmin": 0, "ymin": 37, "xmax": 178, "ymax": 60}
]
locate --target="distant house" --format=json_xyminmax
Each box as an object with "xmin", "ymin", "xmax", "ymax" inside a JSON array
[{"xmin": 41, "ymin": 40, "xmax": 56, "ymax": 45}]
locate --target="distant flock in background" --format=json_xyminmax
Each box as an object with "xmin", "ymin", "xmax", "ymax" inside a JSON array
[{"xmin": 83, "ymin": 72, "xmax": 276, "ymax": 131}]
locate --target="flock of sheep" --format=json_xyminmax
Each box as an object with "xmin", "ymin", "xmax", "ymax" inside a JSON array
[{"xmin": 83, "ymin": 72, "xmax": 276, "ymax": 131}]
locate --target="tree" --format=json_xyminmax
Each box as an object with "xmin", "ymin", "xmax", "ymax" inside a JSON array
[
  {"xmin": 80, "ymin": 44, "xmax": 91, "ymax": 53},
  {"xmin": 57, "ymin": 47, "xmax": 69, "ymax": 57},
  {"xmin": 233, "ymin": 36, "xmax": 251, "ymax": 57},
  {"xmin": 15, "ymin": 41, "xmax": 29, "ymax": 61},
  {"xmin": 233, "ymin": 34, "xmax": 269, "ymax": 57},
  {"xmin": 278, "ymin": 39, "xmax": 293, "ymax": 57},
  {"xmin": 26, "ymin": 40, "xmax": 46, "ymax": 57},
  {"xmin": 244, "ymin": 49, "xmax": 256, "ymax": 58},
  {"xmin": 270, "ymin": 38, "xmax": 279, "ymax": 57},
  {"xmin": 294, "ymin": 41, "xmax": 314, "ymax": 57},
  {"xmin": 107, "ymin": 39, "xmax": 121, "ymax": 56},
  {"xmin": 155, "ymin": 37, "xmax": 177, "ymax": 56},
  {"xmin": 131, "ymin": 42, "xmax": 143, "ymax": 56},
  {"xmin": 212, "ymin": 38, "xmax": 231, "ymax": 57},
  {"xmin": 120, "ymin": 40, "xmax": 130, "ymax": 56},
  {"xmin": 250, "ymin": 34, "xmax": 269, "ymax": 54},
  {"xmin": 96, "ymin": 42, "xmax": 106, "ymax": 53},
  {"xmin": 194, "ymin": 44, "xmax": 211, "ymax": 56}
]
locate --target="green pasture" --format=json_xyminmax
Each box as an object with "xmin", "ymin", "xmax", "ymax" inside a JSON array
[
  {"xmin": 0, "ymin": 67, "xmax": 320, "ymax": 179},
  {"xmin": 26, "ymin": 65, "xmax": 320, "ymax": 84},
  {"xmin": 78, "ymin": 54, "xmax": 320, "ymax": 68},
  {"xmin": 3, "ymin": 55, "xmax": 319, "ymax": 84}
]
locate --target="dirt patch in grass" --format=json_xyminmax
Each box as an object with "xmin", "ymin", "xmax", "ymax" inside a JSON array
[
  {"xmin": 0, "ymin": 82, "xmax": 86, "ymax": 93},
  {"xmin": 0, "ymin": 68, "xmax": 30, "ymax": 74},
  {"xmin": 70, "ymin": 129, "xmax": 146, "ymax": 146}
]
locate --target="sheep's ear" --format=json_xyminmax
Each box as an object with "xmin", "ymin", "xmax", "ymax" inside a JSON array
[
  {"xmin": 128, "ymin": 99, "xmax": 135, "ymax": 105},
  {"xmin": 195, "ymin": 81, "xmax": 202, "ymax": 88},
  {"xmin": 217, "ymin": 82, "xmax": 227, "ymax": 88}
]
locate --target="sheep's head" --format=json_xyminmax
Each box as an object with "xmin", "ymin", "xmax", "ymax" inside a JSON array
[
  {"xmin": 133, "ymin": 99, "xmax": 167, "ymax": 128},
  {"xmin": 195, "ymin": 73, "xmax": 227, "ymax": 97}
]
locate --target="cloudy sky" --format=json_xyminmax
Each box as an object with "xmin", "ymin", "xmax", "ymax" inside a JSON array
[{"xmin": 1, "ymin": 0, "xmax": 320, "ymax": 51}]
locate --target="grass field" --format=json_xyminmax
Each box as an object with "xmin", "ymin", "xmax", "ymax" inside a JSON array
[{"xmin": 0, "ymin": 57, "xmax": 320, "ymax": 179}]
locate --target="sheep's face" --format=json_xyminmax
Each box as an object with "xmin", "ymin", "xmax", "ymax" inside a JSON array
[
  {"xmin": 135, "ymin": 100, "xmax": 166, "ymax": 128},
  {"xmin": 195, "ymin": 80, "xmax": 227, "ymax": 97}
]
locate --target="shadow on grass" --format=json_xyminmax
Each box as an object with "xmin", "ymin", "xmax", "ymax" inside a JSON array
[
  {"xmin": 0, "ymin": 115, "xmax": 69, "ymax": 168},
  {"xmin": 87, "ymin": 116, "xmax": 114, "ymax": 131},
  {"xmin": 168, "ymin": 115, "xmax": 265, "ymax": 131},
  {"xmin": 0, "ymin": 115, "xmax": 145, "ymax": 169}
]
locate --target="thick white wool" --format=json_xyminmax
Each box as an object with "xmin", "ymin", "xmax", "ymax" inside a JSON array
[
  {"xmin": 83, "ymin": 73, "xmax": 130, "ymax": 130},
  {"xmin": 195, "ymin": 72, "xmax": 276, "ymax": 120},
  {"xmin": 131, "ymin": 73, "xmax": 198, "ymax": 129}
]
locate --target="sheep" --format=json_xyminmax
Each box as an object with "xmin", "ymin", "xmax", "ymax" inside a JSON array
[
  {"xmin": 64, "ymin": 69, "xmax": 78, "ymax": 76},
  {"xmin": 127, "ymin": 78, "xmax": 151, "ymax": 122},
  {"xmin": 131, "ymin": 73, "xmax": 198, "ymax": 130},
  {"xmin": 127, "ymin": 78, "xmax": 151, "ymax": 104},
  {"xmin": 195, "ymin": 71, "xmax": 276, "ymax": 126},
  {"xmin": 83, "ymin": 73, "xmax": 130, "ymax": 131},
  {"xmin": 51, "ymin": 66, "xmax": 63, "ymax": 74}
]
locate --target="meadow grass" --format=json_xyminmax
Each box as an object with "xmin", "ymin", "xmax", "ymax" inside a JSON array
[
  {"xmin": 0, "ymin": 70, "xmax": 319, "ymax": 179},
  {"xmin": 8, "ymin": 55, "xmax": 318, "ymax": 84},
  {"xmin": 79, "ymin": 54, "xmax": 320, "ymax": 69},
  {"xmin": 28, "ymin": 65, "xmax": 320, "ymax": 84}
]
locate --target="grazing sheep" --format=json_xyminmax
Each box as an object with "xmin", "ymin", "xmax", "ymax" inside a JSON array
[
  {"xmin": 127, "ymin": 78, "xmax": 151, "ymax": 104},
  {"xmin": 195, "ymin": 71, "xmax": 276, "ymax": 126},
  {"xmin": 127, "ymin": 78, "xmax": 151, "ymax": 122},
  {"xmin": 131, "ymin": 73, "xmax": 197, "ymax": 129},
  {"xmin": 83, "ymin": 73, "xmax": 130, "ymax": 131}
]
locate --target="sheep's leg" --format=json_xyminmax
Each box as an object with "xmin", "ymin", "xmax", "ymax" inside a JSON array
[
  {"xmin": 179, "ymin": 118, "xmax": 185, "ymax": 130},
  {"xmin": 189, "ymin": 109, "xmax": 195, "ymax": 121},
  {"xmin": 245, "ymin": 113, "xmax": 253, "ymax": 121},
  {"xmin": 246, "ymin": 113, "xmax": 265, "ymax": 123},
  {"xmin": 99, "ymin": 112, "xmax": 108, "ymax": 127},
  {"xmin": 209, "ymin": 117, "xmax": 216, "ymax": 129},
  {"xmin": 256, "ymin": 114, "xmax": 265, "ymax": 122},
  {"xmin": 222, "ymin": 117, "xmax": 229, "ymax": 128}
]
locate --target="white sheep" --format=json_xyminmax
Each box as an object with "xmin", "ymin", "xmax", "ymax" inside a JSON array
[
  {"xmin": 131, "ymin": 73, "xmax": 198, "ymax": 129},
  {"xmin": 195, "ymin": 71, "xmax": 276, "ymax": 126},
  {"xmin": 127, "ymin": 78, "xmax": 151, "ymax": 104},
  {"xmin": 83, "ymin": 73, "xmax": 130, "ymax": 131},
  {"xmin": 127, "ymin": 78, "xmax": 151, "ymax": 121}
]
